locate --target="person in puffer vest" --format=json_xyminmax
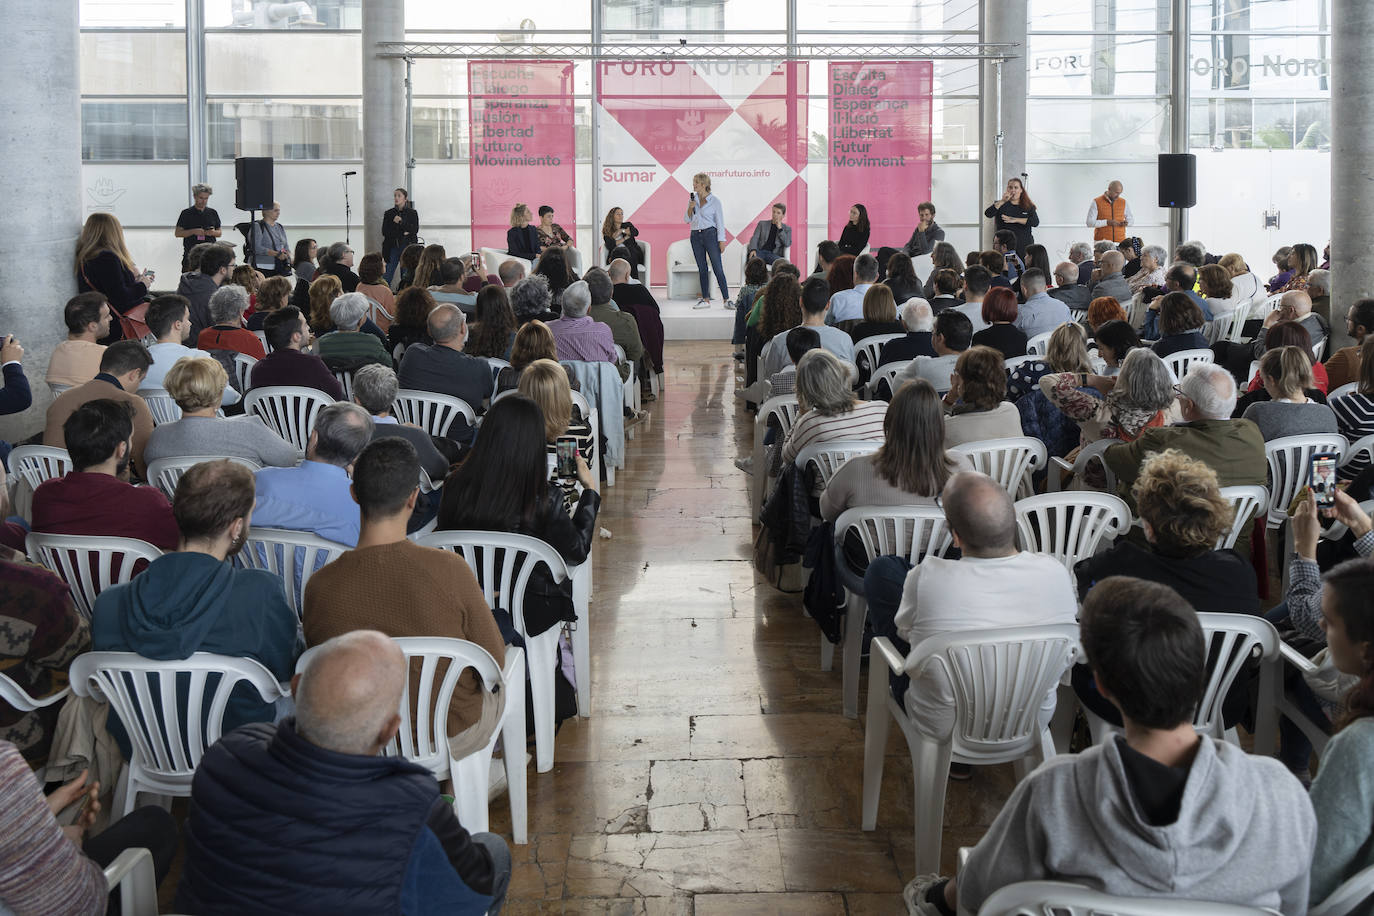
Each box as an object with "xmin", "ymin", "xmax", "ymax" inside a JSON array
[{"xmin": 174, "ymin": 630, "xmax": 511, "ymax": 915}]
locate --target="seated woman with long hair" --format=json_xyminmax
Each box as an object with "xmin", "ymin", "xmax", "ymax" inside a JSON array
[
  {"xmin": 533, "ymin": 247, "xmax": 575, "ymax": 313},
  {"xmin": 437, "ymin": 394, "xmax": 599, "ymax": 638},
  {"xmin": 827, "ymin": 254, "xmax": 857, "ymax": 297},
  {"xmin": 75, "ymin": 212, "xmax": 152, "ymax": 340},
  {"xmin": 465, "ymin": 285, "xmax": 517, "ymax": 361},
  {"xmin": 411, "ymin": 243, "xmax": 446, "ymax": 292},
  {"xmin": 942, "ymin": 345, "xmax": 1023, "ymax": 447},
  {"xmin": 747, "ymin": 273, "xmax": 804, "ymax": 389},
  {"xmin": 145, "ymin": 356, "xmax": 299, "ymax": 468},
  {"xmin": 1008, "ymin": 321, "xmax": 1093, "ymax": 400},
  {"xmin": 495, "ymin": 321, "xmax": 577, "ymax": 395},
  {"xmin": 884, "ymin": 252, "xmax": 923, "ymax": 305},
  {"xmin": 1243, "ymin": 320, "xmax": 1329, "ymax": 396},
  {"xmin": 1241, "ymin": 346, "xmax": 1339, "ymax": 441},
  {"xmin": 1092, "ymin": 319, "xmax": 1142, "ymax": 377},
  {"xmin": 386, "ymin": 286, "xmax": 435, "ymax": 356},
  {"xmin": 518, "ymin": 358, "xmax": 595, "ymax": 506}
]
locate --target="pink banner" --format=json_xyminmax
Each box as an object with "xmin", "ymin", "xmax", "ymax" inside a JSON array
[
  {"xmin": 468, "ymin": 61, "xmax": 576, "ymax": 253},
  {"xmin": 597, "ymin": 61, "xmax": 808, "ymax": 288},
  {"xmin": 828, "ymin": 62, "xmax": 934, "ymax": 253}
]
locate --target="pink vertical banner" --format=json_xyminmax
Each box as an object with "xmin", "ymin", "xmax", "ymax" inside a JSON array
[
  {"xmin": 468, "ymin": 61, "xmax": 576, "ymax": 252},
  {"xmin": 827, "ymin": 62, "xmax": 934, "ymax": 251}
]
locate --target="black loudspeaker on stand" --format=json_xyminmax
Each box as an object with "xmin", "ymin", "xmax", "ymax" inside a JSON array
[
  {"xmin": 1158, "ymin": 153, "xmax": 1196, "ymax": 209},
  {"xmin": 235, "ymin": 157, "xmax": 274, "ymax": 211}
]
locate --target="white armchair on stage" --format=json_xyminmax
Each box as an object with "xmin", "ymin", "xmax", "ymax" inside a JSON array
[{"xmin": 666, "ymin": 238, "xmax": 743, "ymax": 300}]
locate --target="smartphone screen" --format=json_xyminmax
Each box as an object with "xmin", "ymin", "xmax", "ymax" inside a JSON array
[
  {"xmin": 1310, "ymin": 453, "xmax": 1338, "ymax": 508},
  {"xmin": 555, "ymin": 436, "xmax": 578, "ymax": 478}
]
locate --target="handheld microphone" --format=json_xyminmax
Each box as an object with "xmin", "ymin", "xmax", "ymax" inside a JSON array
[{"xmin": 343, "ymin": 170, "xmax": 357, "ymax": 176}]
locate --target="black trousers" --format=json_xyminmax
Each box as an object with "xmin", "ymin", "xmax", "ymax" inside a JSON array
[{"xmin": 84, "ymin": 805, "xmax": 179, "ymax": 912}]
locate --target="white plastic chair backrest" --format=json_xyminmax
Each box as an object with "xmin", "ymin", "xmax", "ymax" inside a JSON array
[
  {"xmin": 1216, "ymin": 484, "xmax": 1268, "ymax": 550},
  {"xmin": 1263, "ymin": 434, "xmax": 1348, "ymax": 529},
  {"xmin": 415, "ymin": 530, "xmax": 569, "ymax": 636},
  {"xmin": 491, "ymin": 387, "xmax": 517, "ymax": 405},
  {"xmin": 1163, "ymin": 348, "xmax": 1214, "ymax": 383},
  {"xmin": 904, "ymin": 624, "xmax": 1082, "ymax": 761},
  {"xmin": 1225, "ymin": 298, "xmax": 1255, "ymax": 343},
  {"xmin": 137, "ymin": 387, "xmax": 182, "ymax": 425},
  {"xmin": 488, "ymin": 357, "xmax": 512, "ymax": 372},
  {"xmin": 758, "ymin": 395, "xmax": 801, "ymax": 441},
  {"xmin": 231, "ymin": 352, "xmax": 257, "ymax": 393},
  {"xmin": 1329, "ymin": 382, "xmax": 1358, "ymax": 402},
  {"xmin": 244, "ymin": 386, "xmax": 333, "ymax": 452},
  {"xmin": 332, "ymin": 369, "xmax": 355, "ymax": 401},
  {"xmin": 866, "ymin": 360, "xmax": 912, "ymax": 399},
  {"xmin": 978, "ymin": 880, "xmax": 1273, "ymax": 915},
  {"xmin": 570, "ymin": 389, "xmax": 591, "ymax": 419},
  {"xmin": 382, "ymin": 636, "xmax": 504, "ymax": 780},
  {"xmin": 237, "ymin": 526, "xmax": 350, "ymax": 618},
  {"xmin": 1013, "ymin": 491, "xmax": 1132, "ymax": 571},
  {"xmin": 613, "ymin": 344, "xmax": 627, "ymax": 363},
  {"xmin": 145, "ymin": 455, "xmax": 262, "ymax": 501},
  {"xmin": 833, "ymin": 506, "xmax": 953, "ymax": 567},
  {"xmin": 0, "ymin": 670, "xmax": 68, "ymax": 712},
  {"xmin": 795, "ymin": 440, "xmax": 881, "ymax": 490},
  {"xmin": 1310, "ymin": 862, "xmax": 1374, "ymax": 916},
  {"xmin": 950, "ymin": 437, "xmax": 1047, "ymax": 499},
  {"xmin": 102, "ymin": 846, "xmax": 159, "ymax": 916},
  {"xmin": 24, "ymin": 533, "xmax": 163, "ymax": 619},
  {"xmin": 854, "ymin": 333, "xmax": 904, "ymax": 373},
  {"xmin": 1312, "ymin": 337, "xmax": 1328, "ymax": 362},
  {"xmin": 1341, "ymin": 434, "xmax": 1374, "ymax": 475},
  {"xmin": 252, "ymin": 328, "xmax": 272, "ymax": 354},
  {"xmin": 7, "ymin": 445, "xmax": 73, "ymax": 492},
  {"xmin": 1193, "ymin": 613, "xmax": 1280, "ymax": 738},
  {"xmin": 392, "ymin": 389, "xmax": 476, "ymax": 438},
  {"xmin": 1026, "ymin": 331, "xmax": 1052, "ymax": 356},
  {"xmin": 68, "ymin": 651, "xmax": 282, "ymax": 780}
]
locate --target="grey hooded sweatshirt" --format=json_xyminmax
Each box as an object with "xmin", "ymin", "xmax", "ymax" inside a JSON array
[{"xmin": 957, "ymin": 735, "xmax": 1315, "ymax": 914}]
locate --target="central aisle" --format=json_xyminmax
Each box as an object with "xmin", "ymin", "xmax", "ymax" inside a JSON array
[{"xmin": 493, "ymin": 340, "xmax": 1015, "ymax": 914}]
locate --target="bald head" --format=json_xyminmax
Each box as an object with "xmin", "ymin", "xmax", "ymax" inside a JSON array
[
  {"xmin": 1100, "ymin": 250, "xmax": 1126, "ymax": 274},
  {"xmin": 294, "ymin": 630, "xmax": 406, "ymax": 756},
  {"xmin": 941, "ymin": 471, "xmax": 1017, "ymax": 556},
  {"xmin": 1281, "ymin": 289, "xmax": 1313, "ymax": 317},
  {"xmin": 607, "ymin": 258, "xmax": 631, "ymax": 283},
  {"xmin": 1053, "ymin": 261, "xmax": 1078, "ymax": 287},
  {"xmin": 1106, "ymin": 180, "xmax": 1123, "ymax": 197}
]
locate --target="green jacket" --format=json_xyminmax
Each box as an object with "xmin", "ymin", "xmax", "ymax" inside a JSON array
[{"xmin": 1105, "ymin": 418, "xmax": 1267, "ymax": 513}]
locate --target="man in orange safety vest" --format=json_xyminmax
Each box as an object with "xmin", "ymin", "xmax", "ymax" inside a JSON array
[{"xmin": 1086, "ymin": 181, "xmax": 1134, "ymax": 243}]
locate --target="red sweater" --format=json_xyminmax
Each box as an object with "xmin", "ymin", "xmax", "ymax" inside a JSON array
[
  {"xmin": 31, "ymin": 472, "xmax": 180, "ymax": 552},
  {"xmin": 197, "ymin": 326, "xmax": 266, "ymax": 359}
]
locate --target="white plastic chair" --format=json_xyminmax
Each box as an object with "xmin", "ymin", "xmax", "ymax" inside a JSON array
[
  {"xmin": 68, "ymin": 651, "xmax": 287, "ymax": 815},
  {"xmin": 666, "ymin": 238, "xmax": 699, "ymax": 300},
  {"xmin": 1047, "ymin": 437, "xmax": 1118, "ymax": 493},
  {"xmin": 7, "ymin": 445, "xmax": 73, "ymax": 492},
  {"xmin": 392, "ymin": 389, "xmax": 476, "ymax": 439},
  {"xmin": 231, "ymin": 352, "xmax": 258, "ymax": 394},
  {"xmin": 750, "ymin": 395, "xmax": 800, "ymax": 519},
  {"xmin": 865, "ymin": 360, "xmax": 912, "ymax": 400},
  {"xmin": 25, "ymin": 533, "xmax": 163, "ymax": 619},
  {"xmin": 1313, "ymin": 337, "xmax": 1328, "ymax": 361},
  {"xmin": 1162, "ymin": 347, "xmax": 1214, "ymax": 383},
  {"xmin": 1014, "ymin": 491, "xmax": 1132, "ymax": 571},
  {"xmin": 862, "ymin": 624, "xmax": 1082, "ymax": 876},
  {"xmin": 829, "ymin": 506, "xmax": 954, "ymax": 718},
  {"xmin": 1329, "ymin": 381, "xmax": 1358, "ymax": 402},
  {"xmin": 252, "ymin": 328, "xmax": 272, "ymax": 354},
  {"xmin": 1025, "ymin": 331, "xmax": 1052, "ymax": 356},
  {"xmin": 416, "ymin": 531, "xmax": 589, "ymax": 773},
  {"xmin": 794, "ymin": 440, "xmax": 881, "ymax": 492},
  {"xmin": 1263, "ymin": 434, "xmax": 1348, "ymax": 530},
  {"xmin": 853, "ymin": 333, "xmax": 904, "ymax": 378},
  {"xmin": 1216, "ymin": 484, "xmax": 1268, "ymax": 550},
  {"xmin": 978, "ymin": 880, "xmax": 1274, "ymax": 915},
  {"xmin": 612, "ymin": 344, "xmax": 640, "ymax": 433},
  {"xmin": 103, "ymin": 846, "xmax": 159, "ymax": 916},
  {"xmin": 145, "ymin": 455, "xmax": 262, "ymax": 501},
  {"xmin": 0, "ymin": 670, "xmax": 69, "ymax": 713},
  {"xmin": 244, "ymin": 386, "xmax": 334, "ymax": 452},
  {"xmin": 237, "ymin": 526, "xmax": 350, "ymax": 619},
  {"xmin": 386, "ymin": 638, "xmax": 528, "ymax": 843},
  {"xmin": 1341, "ymin": 434, "xmax": 1374, "ymax": 477},
  {"xmin": 951, "ymin": 437, "xmax": 1047, "ymax": 500},
  {"xmin": 136, "ymin": 387, "xmax": 182, "ymax": 426},
  {"xmin": 1311, "ymin": 860, "xmax": 1374, "ymax": 916},
  {"xmin": 331, "ymin": 369, "xmax": 355, "ymax": 401}
]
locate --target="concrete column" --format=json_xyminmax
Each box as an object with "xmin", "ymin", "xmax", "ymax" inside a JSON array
[
  {"xmin": 1331, "ymin": 0, "xmax": 1374, "ymax": 354},
  {"xmin": 980, "ymin": 0, "xmax": 1027, "ymax": 247},
  {"xmin": 0, "ymin": 0, "xmax": 82, "ymax": 438},
  {"xmin": 362, "ymin": 0, "xmax": 405, "ymax": 254}
]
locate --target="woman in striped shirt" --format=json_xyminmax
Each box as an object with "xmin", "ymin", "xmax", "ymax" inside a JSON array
[
  {"xmin": 780, "ymin": 348, "xmax": 887, "ymax": 471},
  {"xmin": 1332, "ymin": 337, "xmax": 1374, "ymax": 478}
]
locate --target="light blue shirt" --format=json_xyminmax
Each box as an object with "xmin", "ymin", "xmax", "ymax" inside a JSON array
[
  {"xmin": 827, "ymin": 283, "xmax": 874, "ymax": 324},
  {"xmin": 1014, "ymin": 291, "xmax": 1073, "ymax": 340},
  {"xmin": 687, "ymin": 193, "xmax": 725, "ymax": 233},
  {"xmin": 252, "ymin": 461, "xmax": 359, "ymax": 547},
  {"xmin": 145, "ymin": 341, "xmax": 241, "ymax": 406},
  {"xmin": 759, "ymin": 322, "xmax": 857, "ymax": 380}
]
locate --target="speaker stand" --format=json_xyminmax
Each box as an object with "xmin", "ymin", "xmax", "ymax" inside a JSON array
[{"xmin": 343, "ymin": 172, "xmax": 353, "ymax": 246}]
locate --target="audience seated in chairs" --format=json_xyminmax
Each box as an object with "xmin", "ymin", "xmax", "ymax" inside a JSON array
[
  {"xmin": 908, "ymin": 576, "xmax": 1315, "ymax": 915},
  {"xmin": 1254, "ymin": 289, "xmax": 1328, "ymax": 364},
  {"xmin": 1332, "ymin": 336, "xmax": 1374, "ymax": 477},
  {"xmin": 45, "ymin": 292, "xmax": 109, "ymax": 391},
  {"xmin": 1148, "ymin": 292, "xmax": 1210, "ymax": 357},
  {"xmin": 1040, "ymin": 345, "xmax": 1174, "ymax": 453},
  {"xmin": 147, "ymin": 355, "xmax": 299, "ymax": 468},
  {"xmin": 352, "ymin": 364, "xmax": 452, "ymax": 485},
  {"xmin": 33, "ymin": 399, "xmax": 179, "ymax": 552},
  {"xmin": 1091, "ymin": 319, "xmax": 1141, "ymax": 377},
  {"xmin": 1007, "ymin": 321, "xmax": 1091, "ymax": 401},
  {"xmin": 498, "ymin": 258, "xmax": 527, "ymax": 289},
  {"xmin": 827, "ymin": 253, "xmax": 879, "ymax": 326},
  {"xmin": 91, "ymin": 459, "xmax": 298, "ymax": 759},
  {"xmin": 355, "ymin": 252, "xmax": 395, "ymax": 322},
  {"xmin": 197, "ymin": 284, "xmax": 265, "ymax": 359},
  {"xmin": 174, "ymin": 629, "xmax": 510, "ymax": 915},
  {"xmin": 303, "ymin": 438, "xmax": 506, "ymax": 760},
  {"xmin": 427, "ymin": 258, "xmax": 478, "ymax": 312},
  {"xmin": 941, "ymin": 346, "xmax": 1023, "ymax": 448},
  {"xmin": 1013, "ymin": 269, "xmax": 1072, "ymax": 340},
  {"xmin": 464, "ymin": 285, "xmax": 517, "ymax": 362},
  {"xmin": 1048, "ymin": 261, "xmax": 1089, "ymax": 313},
  {"xmin": 877, "ymin": 299, "xmax": 936, "ymax": 367},
  {"xmin": 1327, "ymin": 298, "xmax": 1374, "ymax": 391},
  {"xmin": 510, "ymin": 274, "xmax": 557, "ymax": 327},
  {"xmin": 1238, "ymin": 320, "xmax": 1329, "ymax": 402},
  {"xmin": 517, "ymin": 359, "xmax": 599, "ymax": 506},
  {"xmin": 1083, "ymin": 295, "xmax": 1127, "ymax": 335},
  {"xmin": 895, "ymin": 310, "xmax": 972, "ymax": 394},
  {"xmin": 532, "ymin": 247, "xmax": 575, "ymax": 314},
  {"xmin": 397, "ymin": 303, "xmax": 491, "ymax": 443},
  {"xmin": 386, "ymin": 286, "xmax": 437, "ymax": 359},
  {"xmin": 863, "ymin": 471, "xmax": 1077, "ymax": 774},
  {"xmin": 1086, "ymin": 249, "xmax": 1131, "ymax": 305},
  {"xmin": 546, "ymin": 280, "xmax": 618, "ymax": 369},
  {"xmin": 438, "ymin": 395, "xmax": 600, "ymax": 639},
  {"xmin": 495, "ymin": 320, "xmax": 576, "ymax": 396},
  {"xmin": 608, "ymin": 257, "xmax": 665, "ymax": 376},
  {"xmin": 44, "ymin": 340, "xmax": 154, "ymax": 480},
  {"xmin": 970, "ymin": 287, "xmax": 1027, "ymax": 359},
  {"xmin": 317, "ymin": 241, "xmax": 360, "ymax": 293},
  {"xmin": 145, "ymin": 294, "xmax": 240, "ymax": 406},
  {"xmin": 761, "ymin": 277, "xmax": 856, "ymax": 380},
  {"xmin": 850, "ymin": 283, "xmax": 906, "ymax": 345},
  {"xmin": 584, "ymin": 267, "xmax": 640, "ymax": 383},
  {"xmin": 317, "ymin": 292, "xmax": 393, "ymax": 371},
  {"xmin": 246, "ymin": 274, "xmax": 290, "ymax": 332},
  {"xmin": 746, "ymin": 271, "xmax": 801, "ymax": 386},
  {"xmin": 1142, "ymin": 265, "xmax": 1213, "ymax": 342},
  {"xmin": 251, "ymin": 402, "xmax": 374, "ymax": 547},
  {"xmin": 779, "ymin": 349, "xmax": 887, "ymax": 474},
  {"xmin": 926, "ymin": 268, "xmax": 963, "ymax": 315},
  {"xmin": 1241, "ymin": 346, "xmax": 1339, "ymax": 442},
  {"xmin": 250, "ymin": 306, "xmax": 346, "ymax": 399}
]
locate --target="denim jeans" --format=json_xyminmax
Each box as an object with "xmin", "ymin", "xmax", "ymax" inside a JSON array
[
  {"xmin": 864, "ymin": 555, "xmax": 915, "ymax": 703},
  {"xmin": 753, "ymin": 249, "xmax": 782, "ymax": 265},
  {"xmin": 732, "ymin": 297, "xmax": 752, "ymax": 345},
  {"xmin": 690, "ymin": 227, "xmax": 729, "ymax": 300},
  {"xmin": 471, "ymin": 832, "xmax": 512, "ymax": 915},
  {"xmin": 384, "ymin": 249, "xmax": 402, "ymax": 284}
]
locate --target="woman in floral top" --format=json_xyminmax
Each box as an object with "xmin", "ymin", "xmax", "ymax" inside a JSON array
[
  {"xmin": 1128, "ymin": 244, "xmax": 1167, "ymax": 295},
  {"xmin": 1038, "ymin": 346, "xmax": 1176, "ymax": 450}
]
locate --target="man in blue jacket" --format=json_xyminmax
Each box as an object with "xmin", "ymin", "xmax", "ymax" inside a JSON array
[{"xmin": 175, "ymin": 629, "xmax": 510, "ymax": 915}]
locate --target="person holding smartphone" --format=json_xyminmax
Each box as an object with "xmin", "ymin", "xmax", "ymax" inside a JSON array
[
  {"xmin": 460, "ymin": 252, "xmax": 500, "ymax": 293},
  {"xmin": 684, "ymin": 172, "xmax": 729, "ymax": 309}
]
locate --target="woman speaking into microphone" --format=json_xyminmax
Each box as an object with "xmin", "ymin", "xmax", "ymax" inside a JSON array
[{"xmin": 684, "ymin": 173, "xmax": 729, "ymax": 309}]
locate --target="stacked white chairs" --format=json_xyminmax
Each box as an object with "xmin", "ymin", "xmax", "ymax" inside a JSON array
[
  {"xmin": 7, "ymin": 445, "xmax": 73, "ymax": 492},
  {"xmin": 865, "ymin": 360, "xmax": 912, "ymax": 400},
  {"xmin": 1216, "ymin": 485, "xmax": 1268, "ymax": 550},
  {"xmin": 68, "ymin": 651, "xmax": 287, "ymax": 815},
  {"xmin": 392, "ymin": 389, "xmax": 476, "ymax": 439},
  {"xmin": 244, "ymin": 386, "xmax": 333, "ymax": 452},
  {"xmin": 829, "ymin": 506, "xmax": 954, "ymax": 718},
  {"xmin": 1162, "ymin": 347, "xmax": 1213, "ymax": 383},
  {"xmin": 232, "ymin": 352, "xmax": 257, "ymax": 394},
  {"xmin": 137, "ymin": 387, "xmax": 182, "ymax": 426},
  {"xmin": 102, "ymin": 847, "xmax": 160, "ymax": 916},
  {"xmin": 862, "ymin": 624, "xmax": 1082, "ymax": 876},
  {"xmin": 951, "ymin": 437, "xmax": 1047, "ymax": 500},
  {"xmin": 750, "ymin": 395, "xmax": 800, "ymax": 519},
  {"xmin": 1026, "ymin": 331, "xmax": 1053, "ymax": 356},
  {"xmin": 237, "ymin": 527, "xmax": 350, "ymax": 619},
  {"xmin": 146, "ymin": 455, "xmax": 262, "ymax": 502},
  {"xmin": 794, "ymin": 440, "xmax": 880, "ymax": 493},
  {"xmin": 1262, "ymin": 434, "xmax": 1348, "ymax": 531},
  {"xmin": 25, "ymin": 533, "xmax": 163, "ymax": 618},
  {"xmin": 978, "ymin": 881, "xmax": 1274, "ymax": 915},
  {"xmin": 1013, "ymin": 491, "xmax": 1131, "ymax": 571},
  {"xmin": 416, "ymin": 531, "xmax": 589, "ymax": 773}
]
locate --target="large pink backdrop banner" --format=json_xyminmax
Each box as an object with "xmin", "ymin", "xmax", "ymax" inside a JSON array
[
  {"xmin": 597, "ymin": 61, "xmax": 808, "ymax": 287},
  {"xmin": 827, "ymin": 61, "xmax": 934, "ymax": 252},
  {"xmin": 468, "ymin": 61, "xmax": 577, "ymax": 252}
]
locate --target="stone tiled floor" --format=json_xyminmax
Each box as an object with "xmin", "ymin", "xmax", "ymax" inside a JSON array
[{"xmin": 486, "ymin": 340, "xmax": 1018, "ymax": 914}]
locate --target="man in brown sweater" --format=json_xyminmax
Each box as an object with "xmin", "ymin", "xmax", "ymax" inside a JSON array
[
  {"xmin": 302, "ymin": 437, "xmax": 506, "ymax": 757},
  {"xmin": 43, "ymin": 341, "xmax": 155, "ymax": 480}
]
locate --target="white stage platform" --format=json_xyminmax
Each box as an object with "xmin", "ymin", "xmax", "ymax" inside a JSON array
[{"xmin": 651, "ymin": 288, "xmax": 736, "ymax": 340}]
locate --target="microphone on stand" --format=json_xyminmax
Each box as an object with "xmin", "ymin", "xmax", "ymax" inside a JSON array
[{"xmin": 343, "ymin": 170, "xmax": 357, "ymax": 176}]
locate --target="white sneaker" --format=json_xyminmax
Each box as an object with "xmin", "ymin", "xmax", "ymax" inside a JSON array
[
  {"xmin": 724, "ymin": 299, "xmax": 736, "ymax": 310},
  {"xmin": 693, "ymin": 298, "xmax": 710, "ymax": 309}
]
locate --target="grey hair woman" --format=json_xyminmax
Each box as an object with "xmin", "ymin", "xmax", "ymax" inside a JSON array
[
  {"xmin": 1040, "ymin": 344, "xmax": 1176, "ymax": 447},
  {"xmin": 779, "ymin": 348, "xmax": 888, "ymax": 469},
  {"xmin": 509, "ymin": 274, "xmax": 553, "ymax": 324}
]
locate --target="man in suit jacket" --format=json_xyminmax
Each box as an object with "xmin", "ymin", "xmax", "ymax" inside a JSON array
[
  {"xmin": 746, "ymin": 203, "xmax": 792, "ymax": 265},
  {"xmin": 1088, "ymin": 250, "xmax": 1132, "ymax": 304}
]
